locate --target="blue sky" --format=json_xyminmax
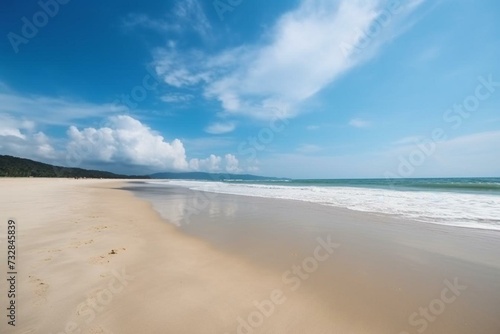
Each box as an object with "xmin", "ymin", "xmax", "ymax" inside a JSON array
[{"xmin": 0, "ymin": 0, "xmax": 499, "ymax": 178}]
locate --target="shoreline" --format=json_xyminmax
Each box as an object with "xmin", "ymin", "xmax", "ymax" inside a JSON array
[
  {"xmin": 1, "ymin": 178, "xmax": 500, "ymax": 333},
  {"xmin": 126, "ymin": 181, "xmax": 500, "ymax": 333}
]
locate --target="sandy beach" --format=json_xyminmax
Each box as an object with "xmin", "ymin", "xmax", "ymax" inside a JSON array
[{"xmin": 1, "ymin": 179, "xmax": 500, "ymax": 334}]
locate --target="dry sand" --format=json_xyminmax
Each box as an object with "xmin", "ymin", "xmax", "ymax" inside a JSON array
[
  {"xmin": 1, "ymin": 178, "xmax": 499, "ymax": 334},
  {"xmin": 0, "ymin": 179, "xmax": 349, "ymax": 334}
]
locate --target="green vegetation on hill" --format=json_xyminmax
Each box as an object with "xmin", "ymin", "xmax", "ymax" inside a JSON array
[
  {"xmin": 0, "ymin": 155, "xmax": 282, "ymax": 180},
  {"xmin": 0, "ymin": 155, "xmax": 149, "ymax": 179}
]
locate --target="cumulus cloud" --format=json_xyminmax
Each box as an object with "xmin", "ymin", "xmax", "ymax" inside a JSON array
[
  {"xmin": 0, "ymin": 114, "xmax": 56, "ymax": 160},
  {"xmin": 0, "ymin": 114, "xmax": 34, "ymax": 139},
  {"xmin": 1, "ymin": 110, "xmax": 248, "ymax": 173},
  {"xmin": 66, "ymin": 115, "xmax": 189, "ymax": 170},
  {"xmin": 224, "ymin": 154, "xmax": 241, "ymax": 173},
  {"xmin": 153, "ymin": 0, "xmax": 426, "ymax": 120},
  {"xmin": 189, "ymin": 154, "xmax": 221, "ymax": 172},
  {"xmin": 189, "ymin": 153, "xmax": 242, "ymax": 173}
]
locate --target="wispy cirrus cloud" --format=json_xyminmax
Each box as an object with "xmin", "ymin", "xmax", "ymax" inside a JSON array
[
  {"xmin": 381, "ymin": 131, "xmax": 500, "ymax": 177},
  {"xmin": 0, "ymin": 77, "xmax": 254, "ymax": 173},
  {"xmin": 161, "ymin": 92, "xmax": 194, "ymax": 103},
  {"xmin": 0, "ymin": 87, "xmax": 125, "ymax": 126},
  {"xmin": 260, "ymin": 131, "xmax": 500, "ymax": 178},
  {"xmin": 349, "ymin": 118, "xmax": 371, "ymax": 128},
  {"xmin": 122, "ymin": 13, "xmax": 180, "ymax": 33},
  {"xmin": 123, "ymin": 0, "xmax": 212, "ymax": 38},
  {"xmin": 204, "ymin": 121, "xmax": 236, "ymax": 135},
  {"xmin": 153, "ymin": 0, "xmax": 427, "ymax": 122}
]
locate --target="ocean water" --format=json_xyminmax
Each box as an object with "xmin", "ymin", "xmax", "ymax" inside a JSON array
[{"xmin": 147, "ymin": 178, "xmax": 500, "ymax": 231}]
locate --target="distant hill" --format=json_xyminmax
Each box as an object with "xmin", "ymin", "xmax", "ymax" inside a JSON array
[
  {"xmin": 151, "ymin": 171, "xmax": 286, "ymax": 181},
  {"xmin": 0, "ymin": 155, "xmax": 284, "ymax": 181},
  {"xmin": 0, "ymin": 155, "xmax": 149, "ymax": 179}
]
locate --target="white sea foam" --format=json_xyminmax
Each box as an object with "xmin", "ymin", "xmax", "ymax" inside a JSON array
[{"xmin": 148, "ymin": 180, "xmax": 500, "ymax": 231}]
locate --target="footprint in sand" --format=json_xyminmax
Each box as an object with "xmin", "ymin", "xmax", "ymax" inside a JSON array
[
  {"xmin": 87, "ymin": 325, "xmax": 114, "ymax": 334},
  {"xmin": 88, "ymin": 255, "xmax": 110, "ymax": 265},
  {"xmin": 89, "ymin": 225, "xmax": 111, "ymax": 233},
  {"xmin": 28, "ymin": 275, "xmax": 49, "ymax": 306},
  {"xmin": 70, "ymin": 239, "xmax": 95, "ymax": 248}
]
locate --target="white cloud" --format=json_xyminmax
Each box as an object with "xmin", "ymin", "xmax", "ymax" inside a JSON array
[
  {"xmin": 205, "ymin": 122, "xmax": 236, "ymax": 135},
  {"xmin": 161, "ymin": 92, "xmax": 194, "ymax": 103},
  {"xmin": 0, "ymin": 132, "xmax": 56, "ymax": 161},
  {"xmin": 189, "ymin": 154, "xmax": 221, "ymax": 172},
  {"xmin": 188, "ymin": 153, "xmax": 242, "ymax": 173},
  {"xmin": 379, "ymin": 131, "xmax": 500, "ymax": 177},
  {"xmin": 66, "ymin": 115, "xmax": 189, "ymax": 171},
  {"xmin": 173, "ymin": 0, "xmax": 211, "ymax": 37},
  {"xmin": 0, "ymin": 114, "xmax": 34, "ymax": 139},
  {"xmin": 154, "ymin": 0, "xmax": 426, "ymax": 120},
  {"xmin": 154, "ymin": 43, "xmax": 213, "ymax": 88},
  {"xmin": 224, "ymin": 154, "xmax": 241, "ymax": 173},
  {"xmin": 255, "ymin": 130, "xmax": 500, "ymax": 178},
  {"xmin": 349, "ymin": 118, "xmax": 371, "ymax": 128},
  {"xmin": 123, "ymin": 0, "xmax": 211, "ymax": 38},
  {"xmin": 0, "ymin": 88, "xmax": 125, "ymax": 126},
  {"xmin": 1, "ymin": 103, "xmax": 249, "ymax": 173},
  {"xmin": 32, "ymin": 132, "xmax": 56, "ymax": 159},
  {"xmin": 0, "ymin": 82, "xmax": 252, "ymax": 173},
  {"xmin": 0, "ymin": 114, "xmax": 56, "ymax": 160}
]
